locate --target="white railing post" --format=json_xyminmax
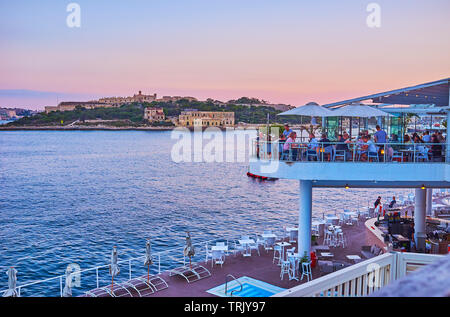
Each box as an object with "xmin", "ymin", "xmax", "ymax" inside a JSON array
[
  {"xmin": 96, "ymin": 268, "xmax": 99, "ymax": 289},
  {"xmin": 129, "ymin": 260, "xmax": 132, "ymax": 280},
  {"xmin": 60, "ymin": 276, "xmax": 63, "ymax": 297},
  {"xmin": 158, "ymin": 254, "xmax": 161, "ymax": 274}
]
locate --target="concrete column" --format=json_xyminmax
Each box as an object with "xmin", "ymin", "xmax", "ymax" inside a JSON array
[
  {"xmin": 446, "ymin": 111, "xmax": 450, "ymax": 162},
  {"xmin": 426, "ymin": 189, "xmax": 433, "ymax": 216},
  {"xmin": 414, "ymin": 188, "xmax": 427, "ymax": 252},
  {"xmin": 298, "ymin": 180, "xmax": 312, "ymax": 258}
]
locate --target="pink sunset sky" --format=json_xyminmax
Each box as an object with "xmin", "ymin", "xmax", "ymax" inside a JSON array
[{"xmin": 0, "ymin": 0, "xmax": 449, "ymax": 110}]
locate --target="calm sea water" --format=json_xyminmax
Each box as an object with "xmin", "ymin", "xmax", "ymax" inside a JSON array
[{"xmin": 0, "ymin": 130, "xmax": 412, "ymax": 296}]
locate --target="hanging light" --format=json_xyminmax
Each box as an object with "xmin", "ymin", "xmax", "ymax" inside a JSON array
[
  {"xmin": 345, "ymin": 184, "xmax": 350, "ymax": 189},
  {"xmin": 421, "ymin": 184, "xmax": 426, "ymax": 190}
]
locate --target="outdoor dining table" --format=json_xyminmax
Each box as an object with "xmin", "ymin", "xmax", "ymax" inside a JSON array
[
  {"xmin": 346, "ymin": 255, "xmax": 362, "ymax": 263},
  {"xmin": 261, "ymin": 233, "xmax": 276, "ymax": 249},
  {"xmin": 285, "ymin": 227, "xmax": 298, "ymax": 243},
  {"xmin": 325, "ymin": 215, "xmax": 339, "ymax": 225},
  {"xmin": 319, "ymin": 252, "xmax": 334, "ymax": 259},
  {"xmin": 398, "ymin": 149, "xmax": 419, "ymax": 162},
  {"xmin": 276, "ymin": 241, "xmax": 291, "ymax": 265},
  {"xmin": 211, "ymin": 245, "xmax": 228, "ymax": 252},
  {"xmin": 238, "ymin": 239, "xmax": 255, "ymax": 257}
]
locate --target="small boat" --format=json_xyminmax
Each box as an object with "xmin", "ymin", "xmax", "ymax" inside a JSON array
[{"xmin": 246, "ymin": 172, "xmax": 278, "ymax": 181}]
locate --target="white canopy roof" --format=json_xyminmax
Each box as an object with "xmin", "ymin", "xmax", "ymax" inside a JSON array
[
  {"xmin": 330, "ymin": 103, "xmax": 392, "ymax": 118},
  {"xmin": 278, "ymin": 102, "xmax": 334, "ymax": 117}
]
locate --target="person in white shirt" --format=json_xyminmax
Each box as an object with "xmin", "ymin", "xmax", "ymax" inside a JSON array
[
  {"xmin": 361, "ymin": 135, "xmax": 378, "ymax": 161},
  {"xmin": 283, "ymin": 132, "xmax": 298, "ymax": 160}
]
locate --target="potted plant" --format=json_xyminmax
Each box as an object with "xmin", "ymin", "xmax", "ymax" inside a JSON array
[
  {"xmin": 311, "ymin": 234, "xmax": 318, "ymax": 245},
  {"xmin": 299, "ymin": 251, "xmax": 310, "ymax": 273}
]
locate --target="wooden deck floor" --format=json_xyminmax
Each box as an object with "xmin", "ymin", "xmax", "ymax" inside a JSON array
[{"xmin": 83, "ymin": 218, "xmax": 384, "ymax": 297}]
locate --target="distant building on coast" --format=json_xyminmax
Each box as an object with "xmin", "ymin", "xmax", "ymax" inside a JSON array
[
  {"xmin": 235, "ymin": 103, "xmax": 294, "ymax": 112},
  {"xmin": 178, "ymin": 109, "xmax": 235, "ymax": 127},
  {"xmin": 44, "ymin": 91, "xmax": 200, "ymax": 114},
  {"xmin": 98, "ymin": 91, "xmax": 157, "ymax": 105},
  {"xmin": 45, "ymin": 102, "xmax": 115, "ymax": 113},
  {"xmin": 144, "ymin": 107, "xmax": 165, "ymax": 122}
]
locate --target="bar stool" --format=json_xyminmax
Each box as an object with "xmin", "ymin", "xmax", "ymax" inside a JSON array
[
  {"xmin": 337, "ymin": 232, "xmax": 346, "ymax": 248},
  {"xmin": 324, "ymin": 229, "xmax": 333, "ymax": 245},
  {"xmin": 301, "ymin": 261, "xmax": 313, "ymax": 282},
  {"xmin": 287, "ymin": 254, "xmax": 299, "ymax": 281},
  {"xmin": 273, "ymin": 245, "xmax": 282, "ymax": 264},
  {"xmin": 280, "ymin": 259, "xmax": 290, "ymax": 280}
]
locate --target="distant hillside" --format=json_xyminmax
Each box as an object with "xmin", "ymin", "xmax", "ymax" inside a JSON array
[{"xmin": 7, "ymin": 99, "xmax": 301, "ymax": 127}]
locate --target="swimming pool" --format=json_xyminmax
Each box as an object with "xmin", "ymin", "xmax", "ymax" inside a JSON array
[{"xmin": 206, "ymin": 276, "xmax": 286, "ymax": 297}]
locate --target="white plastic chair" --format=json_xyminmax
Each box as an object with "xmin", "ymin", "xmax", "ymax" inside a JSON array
[
  {"xmin": 249, "ymin": 239, "xmax": 260, "ymax": 256},
  {"xmin": 280, "ymin": 259, "xmax": 290, "ymax": 280},
  {"xmin": 211, "ymin": 250, "xmax": 225, "ymax": 267},
  {"xmin": 205, "ymin": 243, "xmax": 212, "ymax": 263},
  {"xmin": 232, "ymin": 240, "xmax": 245, "ymax": 257},
  {"xmin": 264, "ymin": 237, "xmax": 275, "ymax": 252}
]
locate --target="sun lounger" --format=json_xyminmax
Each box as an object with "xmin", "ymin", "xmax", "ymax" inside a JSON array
[
  {"xmin": 85, "ymin": 284, "xmax": 133, "ymax": 297},
  {"xmin": 169, "ymin": 264, "xmax": 211, "ymax": 283}
]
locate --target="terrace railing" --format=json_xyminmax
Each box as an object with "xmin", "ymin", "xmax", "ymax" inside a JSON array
[
  {"xmin": 253, "ymin": 140, "xmax": 448, "ymax": 163},
  {"xmin": 274, "ymin": 252, "xmax": 444, "ymax": 297},
  {"xmin": 1, "ymin": 228, "xmax": 291, "ymax": 297}
]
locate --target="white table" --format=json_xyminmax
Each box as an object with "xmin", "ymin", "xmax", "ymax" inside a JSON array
[
  {"xmin": 320, "ymin": 252, "xmax": 334, "ymax": 259},
  {"xmin": 276, "ymin": 242, "xmax": 291, "ymax": 264},
  {"xmin": 261, "ymin": 233, "xmax": 276, "ymax": 239},
  {"xmin": 211, "ymin": 245, "xmax": 228, "ymax": 252},
  {"xmin": 346, "ymin": 255, "xmax": 361, "ymax": 263},
  {"xmin": 325, "ymin": 215, "xmax": 339, "ymax": 225},
  {"xmin": 238, "ymin": 239, "xmax": 255, "ymax": 257},
  {"xmin": 285, "ymin": 227, "xmax": 298, "ymax": 243}
]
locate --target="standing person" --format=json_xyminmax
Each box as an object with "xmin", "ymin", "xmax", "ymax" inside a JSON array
[
  {"xmin": 283, "ymin": 123, "xmax": 293, "ymax": 139},
  {"xmin": 389, "ymin": 196, "xmax": 397, "ymax": 209},
  {"xmin": 374, "ymin": 125, "xmax": 387, "ymax": 144},
  {"xmin": 374, "ymin": 196, "xmax": 382, "ymax": 209},
  {"xmin": 422, "ymin": 131, "xmax": 431, "ymax": 143}
]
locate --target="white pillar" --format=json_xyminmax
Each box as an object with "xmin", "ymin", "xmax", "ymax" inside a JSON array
[
  {"xmin": 414, "ymin": 188, "xmax": 427, "ymax": 252},
  {"xmin": 446, "ymin": 111, "xmax": 450, "ymax": 162},
  {"xmin": 426, "ymin": 189, "xmax": 433, "ymax": 216},
  {"xmin": 298, "ymin": 180, "xmax": 312, "ymax": 258}
]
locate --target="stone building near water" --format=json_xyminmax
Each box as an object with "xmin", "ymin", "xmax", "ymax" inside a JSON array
[
  {"xmin": 144, "ymin": 107, "xmax": 165, "ymax": 122},
  {"xmin": 178, "ymin": 109, "xmax": 235, "ymax": 127}
]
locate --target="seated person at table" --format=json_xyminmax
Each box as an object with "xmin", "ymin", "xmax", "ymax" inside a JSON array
[
  {"xmin": 337, "ymin": 133, "xmax": 352, "ymax": 160},
  {"xmin": 319, "ymin": 133, "xmax": 333, "ymax": 161},
  {"xmin": 431, "ymin": 134, "xmax": 443, "ymax": 162},
  {"xmin": 283, "ymin": 132, "xmax": 298, "ymax": 160},
  {"xmin": 306, "ymin": 133, "xmax": 319, "ymax": 161},
  {"xmin": 360, "ymin": 135, "xmax": 378, "ymax": 161}
]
